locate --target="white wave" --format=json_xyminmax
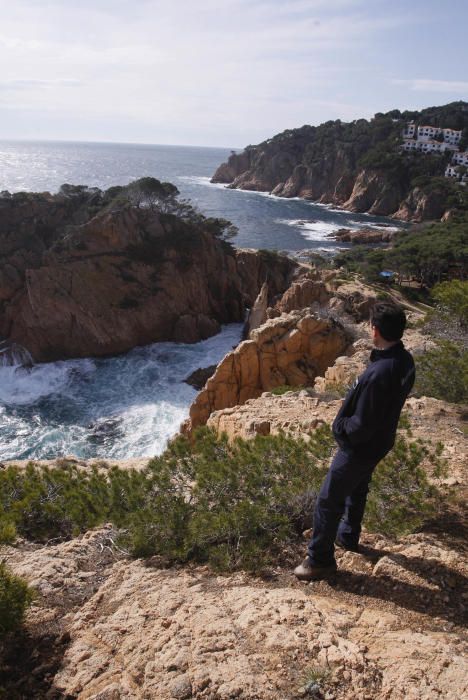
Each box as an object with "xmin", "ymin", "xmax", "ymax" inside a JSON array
[
  {"xmin": 177, "ymin": 175, "xmax": 227, "ymax": 190},
  {"xmin": 348, "ymin": 219, "xmax": 400, "ymax": 232},
  {"xmin": 275, "ymin": 218, "xmax": 347, "ymax": 241},
  {"xmin": 308, "ymin": 201, "xmax": 347, "ymax": 213},
  {"xmin": 0, "ymin": 324, "xmax": 243, "ymax": 460},
  {"xmin": 178, "ymin": 176, "xmax": 310, "ymax": 202},
  {"xmin": 0, "ymin": 358, "xmax": 96, "ymax": 406}
]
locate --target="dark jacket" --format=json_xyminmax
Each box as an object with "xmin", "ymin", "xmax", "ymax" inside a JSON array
[{"xmin": 332, "ymin": 341, "xmax": 415, "ymax": 461}]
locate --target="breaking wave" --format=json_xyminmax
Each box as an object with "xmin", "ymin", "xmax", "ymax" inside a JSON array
[{"xmin": 0, "ymin": 324, "xmax": 242, "ymax": 461}]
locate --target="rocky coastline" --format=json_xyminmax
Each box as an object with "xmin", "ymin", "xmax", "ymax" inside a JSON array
[
  {"xmin": 0, "ymin": 183, "xmax": 296, "ymax": 362},
  {"xmin": 212, "ymin": 149, "xmax": 451, "ymax": 222},
  {"xmin": 211, "ymin": 103, "xmax": 468, "ymax": 222},
  {"xmin": 1, "ymin": 181, "xmax": 467, "ymax": 700}
]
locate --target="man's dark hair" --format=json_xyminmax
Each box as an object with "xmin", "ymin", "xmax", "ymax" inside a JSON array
[{"xmin": 370, "ymin": 302, "xmax": 406, "ymax": 341}]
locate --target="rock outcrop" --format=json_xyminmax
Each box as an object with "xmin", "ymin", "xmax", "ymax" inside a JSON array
[
  {"xmin": 183, "ymin": 310, "xmax": 350, "ymax": 434},
  {"xmin": 208, "ymin": 391, "xmax": 340, "ymax": 441},
  {"xmin": 244, "ymin": 274, "xmax": 331, "ymax": 337},
  {"xmin": 0, "ymin": 187, "xmax": 296, "ymax": 362},
  {"xmin": 392, "ymin": 186, "xmax": 453, "ymax": 222},
  {"xmin": 329, "ymin": 227, "xmax": 397, "ymax": 245},
  {"xmin": 271, "ymin": 275, "xmax": 331, "ymax": 316},
  {"xmin": 243, "ymin": 281, "xmax": 269, "ymax": 337}
]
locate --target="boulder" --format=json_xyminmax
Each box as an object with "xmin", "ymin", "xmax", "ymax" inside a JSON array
[{"xmin": 184, "ymin": 365, "xmax": 217, "ymax": 391}]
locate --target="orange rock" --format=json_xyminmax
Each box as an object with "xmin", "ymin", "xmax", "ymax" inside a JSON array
[{"xmin": 183, "ymin": 310, "xmax": 349, "ymax": 434}]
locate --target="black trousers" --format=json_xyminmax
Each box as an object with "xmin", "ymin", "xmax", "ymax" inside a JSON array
[{"xmin": 307, "ymin": 448, "xmax": 379, "ymax": 566}]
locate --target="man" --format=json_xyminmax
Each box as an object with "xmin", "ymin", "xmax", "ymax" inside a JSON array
[{"xmin": 294, "ymin": 301, "xmax": 415, "ymax": 581}]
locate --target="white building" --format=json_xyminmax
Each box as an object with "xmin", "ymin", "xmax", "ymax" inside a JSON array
[
  {"xmin": 442, "ymin": 128, "xmax": 462, "ymax": 145},
  {"xmin": 416, "ymin": 140, "xmax": 455, "ymax": 153},
  {"xmin": 402, "ymin": 139, "xmax": 418, "ymax": 151},
  {"xmin": 452, "ymin": 150, "xmax": 468, "ymax": 166},
  {"xmin": 403, "ymin": 122, "xmax": 463, "ymax": 149},
  {"xmin": 445, "ymin": 165, "xmax": 459, "ymax": 177},
  {"xmin": 417, "ymin": 125, "xmax": 442, "ymax": 141},
  {"xmin": 402, "ymin": 139, "xmax": 440, "ymax": 152},
  {"xmin": 402, "ymin": 122, "xmax": 416, "ymax": 138}
]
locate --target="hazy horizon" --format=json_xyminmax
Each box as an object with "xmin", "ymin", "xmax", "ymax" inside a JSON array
[{"xmin": 1, "ymin": 0, "xmax": 467, "ymax": 147}]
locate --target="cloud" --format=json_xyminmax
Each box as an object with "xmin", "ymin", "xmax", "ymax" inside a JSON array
[
  {"xmin": 0, "ymin": 78, "xmax": 81, "ymax": 91},
  {"xmin": 393, "ymin": 79, "xmax": 468, "ymax": 94},
  {"xmin": 0, "ymin": 0, "xmax": 453, "ymax": 145}
]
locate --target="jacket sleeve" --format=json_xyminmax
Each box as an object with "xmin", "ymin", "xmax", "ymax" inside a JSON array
[{"xmin": 332, "ymin": 374, "xmax": 391, "ymax": 447}]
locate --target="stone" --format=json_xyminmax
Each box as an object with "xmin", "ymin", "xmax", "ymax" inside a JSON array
[
  {"xmin": 169, "ymin": 674, "xmax": 192, "ymax": 699},
  {"xmin": 183, "ymin": 365, "xmax": 217, "ymax": 390}
]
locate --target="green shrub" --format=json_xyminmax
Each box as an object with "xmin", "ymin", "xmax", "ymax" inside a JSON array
[
  {"xmin": 121, "ymin": 427, "xmax": 335, "ymax": 569},
  {"xmin": 0, "ymin": 427, "xmax": 446, "ymax": 572},
  {"xmin": 0, "ymin": 562, "xmax": 34, "ymax": 638},
  {"xmin": 415, "ymin": 340, "xmax": 468, "ymax": 403},
  {"xmin": 270, "ymin": 385, "xmax": 305, "ymax": 395},
  {"xmin": 0, "ymin": 520, "xmax": 17, "ymax": 545},
  {"xmin": 432, "ymin": 279, "xmax": 468, "ymax": 327},
  {"xmin": 365, "ymin": 435, "xmax": 445, "ymax": 536},
  {"xmin": 0, "ymin": 463, "xmax": 148, "ymax": 542},
  {"xmin": 334, "ymin": 215, "xmax": 468, "ymax": 288}
]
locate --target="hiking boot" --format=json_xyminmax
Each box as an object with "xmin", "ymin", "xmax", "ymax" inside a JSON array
[
  {"xmin": 293, "ymin": 557, "xmax": 337, "ymax": 581},
  {"xmin": 335, "ymin": 537, "xmax": 360, "ymax": 553}
]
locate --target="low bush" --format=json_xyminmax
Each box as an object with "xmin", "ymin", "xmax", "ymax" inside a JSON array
[
  {"xmin": 0, "ymin": 426, "xmax": 446, "ymax": 572},
  {"xmin": 121, "ymin": 427, "xmax": 335, "ymax": 569},
  {"xmin": 432, "ymin": 279, "xmax": 468, "ymax": 327},
  {"xmin": 365, "ymin": 435, "xmax": 445, "ymax": 536},
  {"xmin": 270, "ymin": 385, "xmax": 305, "ymax": 395},
  {"xmin": 0, "ymin": 463, "xmax": 148, "ymax": 543},
  {"xmin": 0, "ymin": 562, "xmax": 34, "ymax": 638},
  {"xmin": 415, "ymin": 340, "xmax": 468, "ymax": 404}
]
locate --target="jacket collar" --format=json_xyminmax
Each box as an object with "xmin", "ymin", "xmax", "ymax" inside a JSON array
[{"xmin": 370, "ymin": 340, "xmax": 404, "ymax": 362}]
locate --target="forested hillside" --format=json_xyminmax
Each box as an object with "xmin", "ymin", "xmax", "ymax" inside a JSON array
[{"xmin": 212, "ymin": 101, "xmax": 468, "ymax": 221}]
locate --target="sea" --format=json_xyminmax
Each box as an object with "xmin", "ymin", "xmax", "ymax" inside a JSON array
[{"xmin": 0, "ymin": 140, "xmax": 400, "ymax": 461}]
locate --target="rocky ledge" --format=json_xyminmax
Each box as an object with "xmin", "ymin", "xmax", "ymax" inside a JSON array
[
  {"xmin": 3, "ymin": 525, "xmax": 467, "ymax": 699},
  {"xmin": 328, "ymin": 227, "xmax": 397, "ymax": 245}
]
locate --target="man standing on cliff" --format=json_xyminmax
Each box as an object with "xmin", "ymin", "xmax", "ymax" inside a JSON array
[{"xmin": 294, "ymin": 302, "xmax": 415, "ymax": 581}]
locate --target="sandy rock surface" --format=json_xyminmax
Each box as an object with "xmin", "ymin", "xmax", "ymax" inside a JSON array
[
  {"xmin": 208, "ymin": 391, "xmax": 340, "ymax": 441},
  {"xmin": 3, "ymin": 528, "xmax": 467, "ymax": 700}
]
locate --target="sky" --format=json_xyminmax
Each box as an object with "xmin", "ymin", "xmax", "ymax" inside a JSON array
[{"xmin": 0, "ymin": 0, "xmax": 467, "ymax": 147}]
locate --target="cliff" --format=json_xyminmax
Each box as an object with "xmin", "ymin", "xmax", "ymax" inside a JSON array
[
  {"xmin": 0, "ymin": 183, "xmax": 296, "ymax": 362},
  {"xmin": 212, "ymin": 101, "xmax": 468, "ymax": 222}
]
